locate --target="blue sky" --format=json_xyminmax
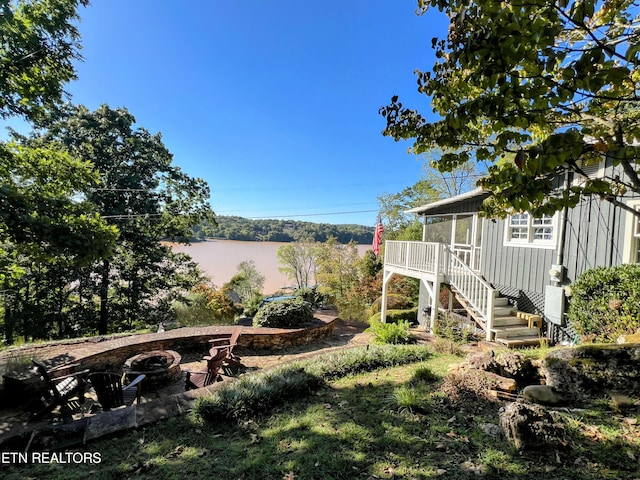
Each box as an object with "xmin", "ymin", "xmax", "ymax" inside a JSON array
[{"xmin": 5, "ymin": 1, "xmax": 449, "ymax": 227}]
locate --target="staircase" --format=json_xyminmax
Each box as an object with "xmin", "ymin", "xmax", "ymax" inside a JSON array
[
  {"xmin": 452, "ymin": 292, "xmax": 547, "ymax": 348},
  {"xmin": 490, "ymin": 297, "xmax": 547, "ymax": 348}
]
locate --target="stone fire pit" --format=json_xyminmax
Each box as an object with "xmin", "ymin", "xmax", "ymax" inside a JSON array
[{"xmin": 123, "ymin": 350, "xmax": 182, "ymax": 388}]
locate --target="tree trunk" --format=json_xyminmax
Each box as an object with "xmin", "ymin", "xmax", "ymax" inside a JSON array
[{"xmin": 98, "ymin": 259, "xmax": 110, "ymax": 335}]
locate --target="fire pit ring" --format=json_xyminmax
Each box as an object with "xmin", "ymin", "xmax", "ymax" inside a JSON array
[{"xmin": 123, "ymin": 349, "xmax": 182, "ymax": 388}]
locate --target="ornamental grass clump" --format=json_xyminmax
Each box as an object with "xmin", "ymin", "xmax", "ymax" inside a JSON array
[
  {"xmin": 195, "ymin": 364, "xmax": 323, "ymax": 421},
  {"xmin": 195, "ymin": 344, "xmax": 433, "ymax": 422}
]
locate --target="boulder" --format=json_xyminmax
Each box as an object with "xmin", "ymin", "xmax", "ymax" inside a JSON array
[
  {"xmin": 542, "ymin": 344, "xmax": 640, "ymax": 399},
  {"xmin": 522, "ymin": 385, "xmax": 567, "ymax": 406},
  {"xmin": 499, "ymin": 402, "xmax": 564, "ymax": 450}
]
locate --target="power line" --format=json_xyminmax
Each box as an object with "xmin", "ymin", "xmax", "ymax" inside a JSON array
[{"xmin": 246, "ymin": 209, "xmax": 379, "ymax": 219}]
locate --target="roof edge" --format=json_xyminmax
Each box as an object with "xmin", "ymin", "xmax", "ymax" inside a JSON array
[{"xmin": 406, "ymin": 188, "xmax": 491, "ymax": 215}]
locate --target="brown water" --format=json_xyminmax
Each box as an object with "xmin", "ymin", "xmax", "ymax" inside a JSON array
[{"xmin": 169, "ymin": 240, "xmax": 372, "ymax": 295}]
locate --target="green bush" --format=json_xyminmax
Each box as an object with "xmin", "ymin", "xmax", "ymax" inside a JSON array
[
  {"xmin": 252, "ymin": 297, "xmax": 314, "ymax": 328},
  {"xmin": 368, "ymin": 307, "xmax": 418, "ymax": 325},
  {"xmin": 366, "ymin": 320, "xmax": 416, "ymax": 344},
  {"xmin": 433, "ymin": 313, "xmax": 477, "ymax": 343},
  {"xmin": 295, "ymin": 286, "xmax": 325, "ymax": 308},
  {"xmin": 370, "ymin": 294, "xmax": 415, "ymax": 315},
  {"xmin": 567, "ymin": 264, "xmax": 640, "ymax": 342},
  {"xmin": 173, "ymin": 292, "xmax": 238, "ymax": 327},
  {"xmin": 242, "ymin": 293, "xmax": 264, "ymax": 317}
]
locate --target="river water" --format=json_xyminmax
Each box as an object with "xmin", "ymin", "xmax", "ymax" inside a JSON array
[{"xmin": 169, "ymin": 239, "xmax": 372, "ymax": 295}]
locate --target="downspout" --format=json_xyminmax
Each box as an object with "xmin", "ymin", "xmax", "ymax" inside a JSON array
[
  {"xmin": 550, "ymin": 170, "xmax": 571, "ymax": 341},
  {"xmin": 555, "ymin": 171, "xmax": 570, "ymax": 269}
]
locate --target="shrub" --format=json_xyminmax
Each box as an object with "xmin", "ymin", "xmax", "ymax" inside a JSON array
[
  {"xmin": 433, "ymin": 313, "xmax": 477, "ymax": 343},
  {"xmin": 369, "ymin": 294, "xmax": 415, "ymax": 315},
  {"xmin": 366, "ymin": 320, "xmax": 416, "ymax": 344},
  {"xmin": 368, "ymin": 307, "xmax": 418, "ymax": 325},
  {"xmin": 242, "ymin": 293, "xmax": 264, "ymax": 317},
  {"xmin": 252, "ymin": 297, "xmax": 314, "ymax": 328},
  {"xmin": 195, "ymin": 364, "xmax": 323, "ymax": 421},
  {"xmin": 173, "ymin": 291, "xmax": 239, "ymax": 327},
  {"xmin": 567, "ymin": 264, "xmax": 640, "ymax": 342},
  {"xmin": 294, "ymin": 286, "xmax": 325, "ymax": 308}
]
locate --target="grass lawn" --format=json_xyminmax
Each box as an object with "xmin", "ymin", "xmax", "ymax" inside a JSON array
[{"xmin": 4, "ymin": 348, "xmax": 640, "ymax": 480}]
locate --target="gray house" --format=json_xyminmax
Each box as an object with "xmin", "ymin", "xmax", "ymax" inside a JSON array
[{"xmin": 380, "ymin": 158, "xmax": 640, "ymax": 346}]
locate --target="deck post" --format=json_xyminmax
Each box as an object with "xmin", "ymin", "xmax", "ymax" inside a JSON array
[
  {"xmin": 485, "ymin": 289, "xmax": 495, "ymax": 341},
  {"xmin": 430, "ymin": 246, "xmax": 442, "ymax": 333},
  {"xmin": 380, "ymin": 270, "xmax": 394, "ymax": 324}
]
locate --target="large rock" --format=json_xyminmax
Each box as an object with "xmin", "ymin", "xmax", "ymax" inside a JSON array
[
  {"xmin": 499, "ymin": 402, "xmax": 564, "ymax": 450},
  {"xmin": 522, "ymin": 385, "xmax": 567, "ymax": 406},
  {"xmin": 542, "ymin": 344, "xmax": 640, "ymax": 398}
]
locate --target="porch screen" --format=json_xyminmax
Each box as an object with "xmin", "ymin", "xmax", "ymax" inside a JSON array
[{"xmin": 424, "ymin": 216, "xmax": 452, "ymax": 243}]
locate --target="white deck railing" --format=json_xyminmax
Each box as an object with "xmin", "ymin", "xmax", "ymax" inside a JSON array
[
  {"xmin": 443, "ymin": 245, "xmax": 494, "ymax": 335},
  {"xmin": 384, "ymin": 240, "xmax": 494, "ymax": 340},
  {"xmin": 384, "ymin": 241, "xmax": 444, "ymax": 275}
]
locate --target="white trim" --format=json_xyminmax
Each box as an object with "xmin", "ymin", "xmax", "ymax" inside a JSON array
[
  {"xmin": 407, "ymin": 188, "xmax": 490, "ymax": 215},
  {"xmin": 503, "ymin": 212, "xmax": 559, "ymax": 250},
  {"xmin": 622, "ymin": 200, "xmax": 640, "ymax": 264}
]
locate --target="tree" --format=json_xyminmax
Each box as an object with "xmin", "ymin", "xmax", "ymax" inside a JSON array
[
  {"xmin": 315, "ymin": 239, "xmax": 362, "ymax": 318},
  {"xmin": 277, "ymin": 242, "xmax": 318, "ymax": 289},
  {"xmin": 0, "ymin": 143, "xmax": 118, "ymax": 342},
  {"xmin": 226, "ymin": 260, "xmax": 265, "ymax": 303},
  {"xmin": 0, "ymin": 0, "xmax": 89, "ymax": 122},
  {"xmin": 378, "ymin": 159, "xmax": 478, "ymax": 240},
  {"xmin": 24, "ymin": 104, "xmax": 215, "ymax": 334},
  {"xmin": 380, "ymin": 0, "xmax": 640, "ymax": 218}
]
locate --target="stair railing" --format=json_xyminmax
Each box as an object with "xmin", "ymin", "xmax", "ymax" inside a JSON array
[{"xmin": 442, "ymin": 246, "xmax": 495, "ymax": 341}]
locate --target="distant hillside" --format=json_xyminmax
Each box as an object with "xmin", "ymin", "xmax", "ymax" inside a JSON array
[{"xmin": 192, "ymin": 216, "xmax": 374, "ymax": 244}]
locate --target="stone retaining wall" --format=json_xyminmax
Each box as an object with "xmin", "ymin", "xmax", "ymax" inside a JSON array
[
  {"xmin": 1, "ymin": 314, "xmax": 339, "ymax": 373},
  {"xmin": 0, "ymin": 315, "xmax": 338, "ymax": 408}
]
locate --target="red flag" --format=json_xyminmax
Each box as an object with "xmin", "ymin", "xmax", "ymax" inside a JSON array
[{"xmin": 372, "ymin": 218, "xmax": 384, "ymax": 256}]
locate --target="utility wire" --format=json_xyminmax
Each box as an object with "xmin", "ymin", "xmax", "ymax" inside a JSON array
[{"xmin": 246, "ymin": 209, "xmax": 379, "ymax": 219}]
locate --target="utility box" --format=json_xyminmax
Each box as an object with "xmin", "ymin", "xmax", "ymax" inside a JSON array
[{"xmin": 544, "ymin": 285, "xmax": 565, "ymax": 326}]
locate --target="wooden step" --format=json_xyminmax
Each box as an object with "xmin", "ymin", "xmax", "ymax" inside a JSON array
[
  {"xmin": 493, "ymin": 306, "xmax": 515, "ymax": 317},
  {"xmin": 493, "ymin": 296, "xmax": 510, "ymax": 307},
  {"xmin": 495, "ymin": 336, "xmax": 549, "ymax": 348},
  {"xmin": 491, "ymin": 326, "xmax": 540, "ymax": 338},
  {"xmin": 492, "ymin": 315, "xmax": 528, "ymax": 327}
]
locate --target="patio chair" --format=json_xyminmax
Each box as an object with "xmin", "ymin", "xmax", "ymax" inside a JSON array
[
  {"xmin": 88, "ymin": 372, "xmax": 146, "ymax": 411},
  {"xmin": 184, "ymin": 349, "xmax": 225, "ymax": 391},
  {"xmin": 30, "ymin": 359, "xmax": 89, "ymax": 420},
  {"xmin": 207, "ymin": 327, "xmax": 244, "ymax": 373}
]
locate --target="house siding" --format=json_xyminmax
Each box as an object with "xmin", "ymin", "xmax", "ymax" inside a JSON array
[
  {"xmin": 481, "ymin": 219, "xmax": 555, "ymax": 296},
  {"xmin": 409, "ymin": 158, "xmax": 640, "ymax": 343},
  {"xmin": 477, "ymin": 161, "xmax": 638, "ymax": 341}
]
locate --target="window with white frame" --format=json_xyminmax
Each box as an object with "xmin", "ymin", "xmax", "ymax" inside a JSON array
[
  {"xmin": 622, "ymin": 202, "xmax": 640, "ymax": 264},
  {"xmin": 505, "ymin": 213, "xmax": 556, "ymax": 247},
  {"xmin": 633, "ymin": 207, "xmax": 640, "ymax": 263}
]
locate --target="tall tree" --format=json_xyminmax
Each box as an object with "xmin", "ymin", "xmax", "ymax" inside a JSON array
[
  {"xmin": 277, "ymin": 242, "xmax": 318, "ymax": 289},
  {"xmin": 0, "ymin": 0, "xmax": 88, "ymax": 122},
  {"xmin": 378, "ymin": 159, "xmax": 478, "ymax": 240},
  {"xmin": 26, "ymin": 104, "xmax": 215, "ymax": 334},
  {"xmin": 380, "ymin": 0, "xmax": 640, "ymax": 218},
  {"xmin": 226, "ymin": 260, "xmax": 265, "ymax": 302},
  {"xmin": 315, "ymin": 239, "xmax": 360, "ymax": 301}
]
